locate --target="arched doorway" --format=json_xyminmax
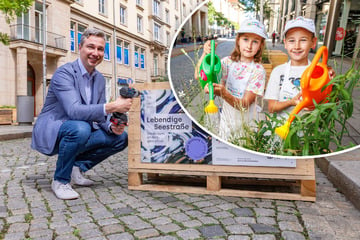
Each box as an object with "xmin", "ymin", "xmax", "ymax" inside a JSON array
[{"xmin": 27, "ymin": 63, "xmax": 35, "ymax": 115}]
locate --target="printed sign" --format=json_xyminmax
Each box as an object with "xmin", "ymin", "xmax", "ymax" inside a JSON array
[
  {"xmin": 335, "ymin": 27, "xmax": 345, "ymax": 41},
  {"xmin": 141, "ymin": 89, "xmax": 212, "ymax": 164}
]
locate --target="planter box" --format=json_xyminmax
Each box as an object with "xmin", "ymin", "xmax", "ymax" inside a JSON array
[
  {"xmin": 269, "ymin": 50, "xmax": 289, "ymax": 68},
  {"xmin": 0, "ymin": 109, "xmax": 15, "ymax": 125}
]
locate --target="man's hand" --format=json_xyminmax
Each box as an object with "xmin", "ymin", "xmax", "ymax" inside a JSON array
[
  {"xmin": 105, "ymin": 96, "xmax": 133, "ymax": 114},
  {"xmin": 110, "ymin": 123, "xmax": 126, "ymax": 135}
]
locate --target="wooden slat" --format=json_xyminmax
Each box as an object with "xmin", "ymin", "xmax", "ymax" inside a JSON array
[{"xmin": 128, "ymin": 184, "xmax": 315, "ymax": 202}]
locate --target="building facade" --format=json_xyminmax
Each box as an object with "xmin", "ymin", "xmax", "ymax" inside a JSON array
[
  {"xmin": 0, "ymin": 0, "xmax": 206, "ymax": 119},
  {"xmin": 274, "ymin": 0, "xmax": 360, "ymax": 58}
]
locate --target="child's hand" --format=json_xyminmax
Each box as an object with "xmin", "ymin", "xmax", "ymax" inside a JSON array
[
  {"xmin": 202, "ymin": 40, "xmax": 217, "ymax": 56},
  {"xmin": 212, "ymin": 83, "xmax": 225, "ymax": 96},
  {"xmin": 203, "ymin": 83, "xmax": 225, "ymax": 96},
  {"xmin": 328, "ymin": 66, "xmax": 336, "ymax": 80},
  {"xmin": 291, "ymin": 93, "xmax": 302, "ymax": 106}
]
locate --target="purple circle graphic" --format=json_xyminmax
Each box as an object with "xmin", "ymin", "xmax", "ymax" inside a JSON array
[{"xmin": 185, "ymin": 137, "xmax": 208, "ymax": 160}]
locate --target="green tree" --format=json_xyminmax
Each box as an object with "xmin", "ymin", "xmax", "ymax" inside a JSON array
[
  {"xmin": 0, "ymin": 0, "xmax": 34, "ymax": 45},
  {"xmin": 238, "ymin": 0, "xmax": 272, "ymax": 22}
]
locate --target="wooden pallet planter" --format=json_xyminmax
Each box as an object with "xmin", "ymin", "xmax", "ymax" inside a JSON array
[
  {"xmin": 0, "ymin": 109, "xmax": 14, "ymax": 125},
  {"xmin": 128, "ymin": 82, "xmax": 316, "ymax": 202}
]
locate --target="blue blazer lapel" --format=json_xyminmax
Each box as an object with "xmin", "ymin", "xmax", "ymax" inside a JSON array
[{"xmin": 72, "ymin": 60, "xmax": 88, "ymax": 104}]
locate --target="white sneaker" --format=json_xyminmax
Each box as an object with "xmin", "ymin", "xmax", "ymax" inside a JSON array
[
  {"xmin": 71, "ymin": 166, "xmax": 94, "ymax": 186},
  {"xmin": 51, "ymin": 180, "xmax": 79, "ymax": 200}
]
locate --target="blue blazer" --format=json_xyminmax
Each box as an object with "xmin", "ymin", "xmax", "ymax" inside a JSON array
[{"xmin": 31, "ymin": 60, "xmax": 110, "ymax": 155}]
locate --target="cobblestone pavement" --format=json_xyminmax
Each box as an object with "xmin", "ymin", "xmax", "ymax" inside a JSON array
[{"xmin": 1, "ymin": 138, "xmax": 360, "ymax": 240}]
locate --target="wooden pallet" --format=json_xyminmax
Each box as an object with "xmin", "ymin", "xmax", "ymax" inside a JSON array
[{"xmin": 128, "ymin": 82, "xmax": 316, "ymax": 202}]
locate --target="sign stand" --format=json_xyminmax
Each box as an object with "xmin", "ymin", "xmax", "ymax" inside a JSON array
[{"xmin": 128, "ymin": 82, "xmax": 316, "ymax": 202}]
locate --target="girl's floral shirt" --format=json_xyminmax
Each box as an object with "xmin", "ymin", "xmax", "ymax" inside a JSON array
[{"xmin": 221, "ymin": 56, "xmax": 266, "ymax": 98}]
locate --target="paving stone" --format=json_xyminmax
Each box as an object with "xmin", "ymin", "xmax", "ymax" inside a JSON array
[
  {"xmin": 182, "ymin": 219, "xmax": 203, "ymax": 228},
  {"xmin": 254, "ymin": 208, "xmax": 276, "ymax": 217},
  {"xmin": 158, "ymin": 196, "xmax": 178, "ymax": 203},
  {"xmin": 146, "ymin": 236, "xmax": 177, "ymax": 240},
  {"xmin": 257, "ymin": 216, "xmax": 276, "ymax": 225},
  {"xmin": 198, "ymin": 216, "xmax": 219, "ymax": 224},
  {"xmin": 232, "ymin": 208, "xmax": 254, "ymax": 217},
  {"xmin": 7, "ymin": 222, "xmax": 29, "ymax": 233},
  {"xmin": 249, "ymin": 223, "xmax": 280, "ymax": 234},
  {"xmin": 150, "ymin": 216, "xmax": 172, "ymax": 225},
  {"xmin": 134, "ymin": 228, "xmax": 160, "ymax": 239},
  {"xmin": 277, "ymin": 212, "xmax": 298, "ymax": 222},
  {"xmin": 3, "ymin": 232, "xmax": 26, "ymax": 240},
  {"xmin": 28, "ymin": 229, "xmax": 54, "ymax": 238},
  {"xmin": 281, "ymin": 231, "xmax": 306, "ymax": 240},
  {"xmin": 210, "ymin": 210, "xmax": 233, "ymax": 218},
  {"xmin": 278, "ymin": 221, "xmax": 303, "ymax": 232},
  {"xmin": 169, "ymin": 212, "xmax": 191, "ymax": 222},
  {"xmin": 176, "ymin": 228, "xmax": 201, "ymax": 240},
  {"xmin": 234, "ymin": 216, "xmax": 256, "ymax": 224},
  {"xmin": 107, "ymin": 232, "xmax": 134, "ymax": 240},
  {"xmin": 101, "ymin": 224, "xmax": 125, "ymax": 234},
  {"xmin": 198, "ymin": 225, "xmax": 226, "ymax": 238},
  {"xmin": 228, "ymin": 235, "xmax": 251, "ymax": 240},
  {"xmin": 113, "ymin": 207, "xmax": 134, "ymax": 216},
  {"xmin": 156, "ymin": 223, "xmax": 181, "ymax": 233},
  {"xmin": 252, "ymin": 234, "xmax": 276, "ymax": 240},
  {"xmin": 225, "ymin": 224, "xmax": 253, "ymax": 234}
]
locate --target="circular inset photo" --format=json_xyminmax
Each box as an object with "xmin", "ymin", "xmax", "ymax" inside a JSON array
[{"xmin": 169, "ymin": 0, "xmax": 360, "ymax": 158}]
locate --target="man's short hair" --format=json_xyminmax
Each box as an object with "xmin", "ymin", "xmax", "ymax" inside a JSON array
[{"xmin": 80, "ymin": 28, "xmax": 106, "ymax": 46}]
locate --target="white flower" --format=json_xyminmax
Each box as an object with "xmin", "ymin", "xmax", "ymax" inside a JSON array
[{"xmin": 178, "ymin": 91, "xmax": 186, "ymax": 98}]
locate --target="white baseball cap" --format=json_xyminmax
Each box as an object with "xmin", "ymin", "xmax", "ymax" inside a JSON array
[
  {"xmin": 283, "ymin": 16, "xmax": 316, "ymax": 37},
  {"xmin": 238, "ymin": 18, "xmax": 268, "ymax": 39}
]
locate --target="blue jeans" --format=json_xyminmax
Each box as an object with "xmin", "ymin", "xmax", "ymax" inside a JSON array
[{"xmin": 52, "ymin": 120, "xmax": 128, "ymax": 184}]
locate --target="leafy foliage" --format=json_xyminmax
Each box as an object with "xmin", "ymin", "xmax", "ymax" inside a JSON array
[
  {"xmin": 243, "ymin": 62, "xmax": 360, "ymax": 156},
  {"xmin": 0, "ymin": 0, "xmax": 34, "ymax": 45},
  {"xmin": 238, "ymin": 0, "xmax": 273, "ymax": 21}
]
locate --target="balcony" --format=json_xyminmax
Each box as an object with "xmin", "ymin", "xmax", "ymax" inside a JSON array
[
  {"xmin": 9, "ymin": 24, "xmax": 67, "ymax": 56},
  {"xmin": 151, "ymin": 68, "xmax": 167, "ymax": 82}
]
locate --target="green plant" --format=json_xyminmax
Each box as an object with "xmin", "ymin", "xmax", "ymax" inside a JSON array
[{"xmin": 244, "ymin": 61, "xmax": 360, "ymax": 156}]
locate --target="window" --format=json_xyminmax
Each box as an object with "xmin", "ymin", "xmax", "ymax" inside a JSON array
[
  {"xmin": 153, "ymin": 0, "xmax": 160, "ymax": 17},
  {"xmin": 104, "ymin": 34, "xmax": 111, "ymax": 61},
  {"xmin": 175, "ymin": 0, "xmax": 178, "ymax": 10},
  {"xmin": 77, "ymin": 24, "xmax": 86, "ymax": 49},
  {"xmin": 70, "ymin": 21, "xmax": 76, "ymax": 52},
  {"xmin": 99, "ymin": 0, "xmax": 106, "ymax": 15},
  {"xmin": 120, "ymin": 5, "xmax": 127, "ymax": 25},
  {"xmin": 104, "ymin": 77, "xmax": 111, "ymax": 103},
  {"xmin": 116, "ymin": 39, "xmax": 122, "ymax": 64},
  {"xmin": 35, "ymin": 2, "xmax": 44, "ymax": 43},
  {"xmin": 140, "ymin": 49, "xmax": 145, "ymax": 69},
  {"xmin": 134, "ymin": 46, "xmax": 139, "ymax": 68},
  {"xmin": 153, "ymin": 54, "xmax": 158, "ymax": 76},
  {"xmin": 137, "ymin": 15, "xmax": 143, "ymax": 33},
  {"xmin": 136, "ymin": 0, "xmax": 142, "ymax": 6},
  {"xmin": 165, "ymin": 9, "xmax": 169, "ymax": 24},
  {"xmin": 166, "ymin": 31, "xmax": 170, "ymax": 46},
  {"xmin": 69, "ymin": 22, "xmax": 87, "ymax": 52},
  {"xmin": 75, "ymin": 0, "xmax": 83, "ymax": 4},
  {"xmin": 175, "ymin": 16, "xmax": 179, "ymax": 29},
  {"xmin": 16, "ymin": 11, "xmax": 30, "ymax": 40},
  {"xmin": 165, "ymin": 57, "xmax": 168, "ymax": 75},
  {"xmin": 154, "ymin": 23, "xmax": 161, "ymax": 42},
  {"xmin": 124, "ymin": 41, "xmax": 129, "ymax": 65},
  {"xmin": 183, "ymin": 3, "xmax": 186, "ymax": 16},
  {"xmin": 134, "ymin": 47, "xmax": 146, "ymax": 69}
]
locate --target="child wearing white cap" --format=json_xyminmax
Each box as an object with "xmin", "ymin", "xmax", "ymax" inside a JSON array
[
  {"xmin": 195, "ymin": 18, "xmax": 267, "ymax": 141},
  {"xmin": 264, "ymin": 16, "xmax": 318, "ymax": 118}
]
